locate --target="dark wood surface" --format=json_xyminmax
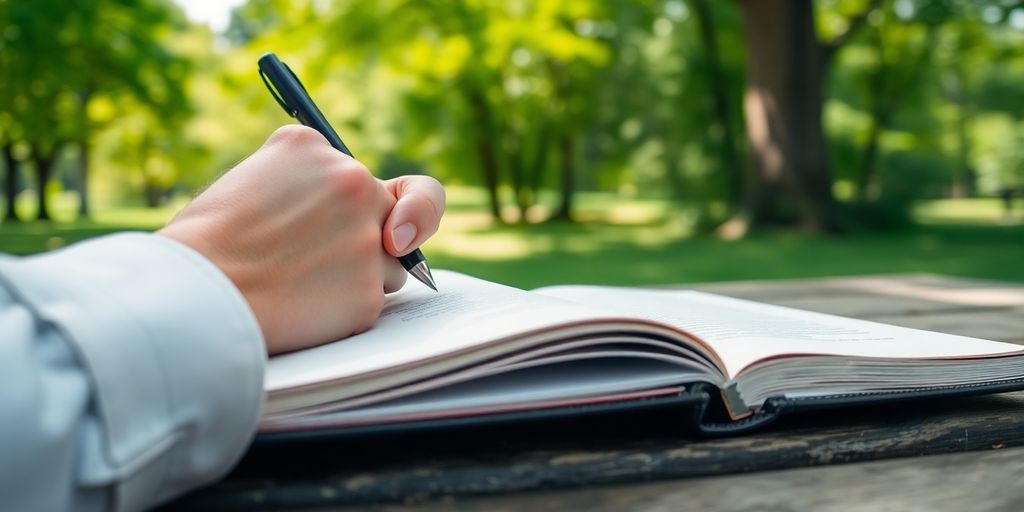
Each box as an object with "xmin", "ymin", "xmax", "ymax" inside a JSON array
[
  {"xmin": 358, "ymin": 445, "xmax": 1024, "ymax": 512},
  {"xmin": 166, "ymin": 274, "xmax": 1024, "ymax": 511}
]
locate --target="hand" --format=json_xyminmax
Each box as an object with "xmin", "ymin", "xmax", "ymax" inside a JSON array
[{"xmin": 158, "ymin": 125, "xmax": 445, "ymax": 355}]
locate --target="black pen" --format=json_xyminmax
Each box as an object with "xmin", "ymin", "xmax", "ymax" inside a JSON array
[{"xmin": 258, "ymin": 52, "xmax": 437, "ymax": 291}]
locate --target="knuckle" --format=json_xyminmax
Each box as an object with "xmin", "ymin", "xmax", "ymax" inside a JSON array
[
  {"xmin": 325, "ymin": 163, "xmax": 377, "ymax": 202},
  {"xmin": 266, "ymin": 125, "xmax": 324, "ymax": 148},
  {"xmin": 343, "ymin": 163, "xmax": 375, "ymax": 190}
]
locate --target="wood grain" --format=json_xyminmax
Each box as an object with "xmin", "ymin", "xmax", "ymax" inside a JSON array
[{"xmin": 361, "ymin": 446, "xmax": 1024, "ymax": 512}]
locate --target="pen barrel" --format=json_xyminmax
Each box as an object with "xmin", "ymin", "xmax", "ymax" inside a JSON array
[
  {"xmin": 260, "ymin": 52, "xmax": 437, "ymax": 290},
  {"xmin": 257, "ymin": 53, "xmax": 354, "ymax": 157}
]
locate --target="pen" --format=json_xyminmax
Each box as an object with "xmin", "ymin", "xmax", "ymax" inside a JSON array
[{"xmin": 258, "ymin": 52, "xmax": 437, "ymax": 292}]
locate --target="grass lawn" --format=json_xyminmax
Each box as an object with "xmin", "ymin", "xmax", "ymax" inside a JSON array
[{"xmin": 1, "ymin": 191, "xmax": 1022, "ymax": 288}]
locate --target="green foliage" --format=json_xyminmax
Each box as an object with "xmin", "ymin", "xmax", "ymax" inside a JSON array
[
  {"xmin": 821, "ymin": 0, "xmax": 1024, "ymax": 231},
  {"xmin": 312, "ymin": 0, "xmax": 622, "ymax": 221},
  {"xmin": 1, "ymin": 0, "xmax": 1024, "ymax": 235},
  {"xmin": 971, "ymin": 114, "xmax": 1024, "ymax": 193},
  {"xmin": 0, "ymin": 0, "xmax": 192, "ymax": 217}
]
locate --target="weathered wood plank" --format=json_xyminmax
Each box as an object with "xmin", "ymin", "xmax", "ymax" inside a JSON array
[
  {"xmin": 692, "ymin": 274, "xmax": 1024, "ymax": 304},
  {"xmin": 365, "ymin": 446, "xmax": 1024, "ymax": 512},
  {"xmin": 168, "ymin": 391, "xmax": 1024, "ymax": 510},
  {"xmin": 866, "ymin": 308, "xmax": 1024, "ymax": 344},
  {"xmin": 691, "ymin": 274, "xmax": 1024, "ymax": 318}
]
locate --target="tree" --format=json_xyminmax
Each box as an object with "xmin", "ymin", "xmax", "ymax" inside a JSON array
[
  {"xmin": 313, "ymin": 0, "xmax": 611, "ymax": 223},
  {"xmin": 936, "ymin": 2, "xmax": 1021, "ymax": 199},
  {"xmin": 63, "ymin": 0, "xmax": 191, "ymax": 217},
  {"xmin": 691, "ymin": 0, "xmax": 743, "ymax": 205},
  {"xmin": 1, "ymin": 0, "xmax": 77, "ymax": 221},
  {"xmin": 0, "ymin": 2, "xmax": 20, "ymax": 222},
  {"xmin": 720, "ymin": 0, "xmax": 879, "ymax": 238},
  {"xmin": 856, "ymin": 2, "xmax": 944, "ymax": 203},
  {"xmin": 0, "ymin": 0, "xmax": 189, "ymax": 220},
  {"xmin": 1, "ymin": 143, "xmax": 19, "ymax": 222}
]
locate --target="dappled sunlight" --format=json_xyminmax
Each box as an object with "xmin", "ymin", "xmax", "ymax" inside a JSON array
[
  {"xmin": 431, "ymin": 232, "xmax": 545, "ymax": 261},
  {"xmin": 416, "ymin": 193, "xmax": 1024, "ymax": 289},
  {"xmin": 840, "ymin": 276, "xmax": 1024, "ymax": 308},
  {"xmin": 92, "ymin": 199, "xmax": 189, "ymax": 227},
  {"xmin": 428, "ymin": 199, "xmax": 694, "ymax": 265},
  {"xmin": 433, "ymin": 209, "xmax": 494, "ymax": 232},
  {"xmin": 587, "ymin": 203, "xmax": 671, "ymax": 225},
  {"xmin": 424, "ymin": 188, "xmax": 695, "ymax": 264},
  {"xmin": 915, "ymin": 198, "xmax": 1024, "ymax": 226}
]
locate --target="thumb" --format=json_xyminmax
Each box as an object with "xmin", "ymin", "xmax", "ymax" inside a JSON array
[{"xmin": 381, "ymin": 175, "xmax": 446, "ymax": 256}]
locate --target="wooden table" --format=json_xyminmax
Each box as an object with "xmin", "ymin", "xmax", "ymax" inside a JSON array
[{"xmin": 166, "ymin": 274, "xmax": 1024, "ymax": 512}]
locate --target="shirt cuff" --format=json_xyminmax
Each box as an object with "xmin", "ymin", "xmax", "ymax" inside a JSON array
[{"xmin": 0, "ymin": 232, "xmax": 265, "ymax": 510}]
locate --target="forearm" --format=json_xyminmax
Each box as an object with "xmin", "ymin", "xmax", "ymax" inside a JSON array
[{"xmin": 0, "ymin": 233, "xmax": 265, "ymax": 511}]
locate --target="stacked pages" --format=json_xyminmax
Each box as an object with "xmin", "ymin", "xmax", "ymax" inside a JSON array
[{"xmin": 260, "ymin": 271, "xmax": 1024, "ymax": 435}]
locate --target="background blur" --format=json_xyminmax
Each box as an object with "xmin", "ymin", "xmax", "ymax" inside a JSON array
[{"xmin": 0, "ymin": 0, "xmax": 1021, "ymax": 288}]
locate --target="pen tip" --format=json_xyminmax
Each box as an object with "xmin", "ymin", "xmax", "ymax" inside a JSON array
[{"xmin": 409, "ymin": 261, "xmax": 438, "ymax": 291}]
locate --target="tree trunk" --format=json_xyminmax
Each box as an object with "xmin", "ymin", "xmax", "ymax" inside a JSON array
[
  {"xmin": 728, "ymin": 0, "xmax": 843, "ymax": 236},
  {"xmin": 858, "ymin": 120, "xmax": 882, "ymax": 203},
  {"xmin": 2, "ymin": 144, "xmax": 20, "ymax": 222},
  {"xmin": 505, "ymin": 130, "xmax": 528, "ymax": 222},
  {"xmin": 553, "ymin": 133, "xmax": 575, "ymax": 221},
  {"xmin": 692, "ymin": 0, "xmax": 743, "ymax": 204},
  {"xmin": 77, "ymin": 87, "xmax": 93, "ymax": 218},
  {"xmin": 522, "ymin": 114, "xmax": 553, "ymax": 222},
  {"xmin": 858, "ymin": 28, "xmax": 886, "ymax": 203},
  {"xmin": 466, "ymin": 88, "xmax": 503, "ymax": 222},
  {"xmin": 859, "ymin": 23, "xmax": 935, "ymax": 202},
  {"xmin": 30, "ymin": 146, "xmax": 58, "ymax": 222},
  {"xmin": 953, "ymin": 101, "xmax": 974, "ymax": 198},
  {"xmin": 76, "ymin": 139, "xmax": 91, "ymax": 218},
  {"xmin": 144, "ymin": 183, "xmax": 165, "ymax": 208},
  {"xmin": 546, "ymin": 59, "xmax": 574, "ymax": 222},
  {"xmin": 947, "ymin": 47, "xmax": 973, "ymax": 198}
]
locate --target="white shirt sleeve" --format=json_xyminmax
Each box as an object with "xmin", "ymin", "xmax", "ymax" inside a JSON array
[{"xmin": 0, "ymin": 233, "xmax": 266, "ymax": 512}]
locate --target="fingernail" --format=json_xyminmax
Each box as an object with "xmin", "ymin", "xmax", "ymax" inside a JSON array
[{"xmin": 392, "ymin": 223, "xmax": 417, "ymax": 253}]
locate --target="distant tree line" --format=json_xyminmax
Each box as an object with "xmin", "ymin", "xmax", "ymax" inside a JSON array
[
  {"xmin": 0, "ymin": 0, "xmax": 188, "ymax": 222},
  {"xmin": 2, "ymin": 0, "xmax": 1023, "ymax": 235}
]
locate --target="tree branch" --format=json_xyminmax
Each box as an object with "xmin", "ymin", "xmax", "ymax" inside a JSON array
[{"xmin": 821, "ymin": 0, "xmax": 882, "ymax": 64}]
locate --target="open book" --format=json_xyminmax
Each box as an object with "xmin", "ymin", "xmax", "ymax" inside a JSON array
[{"xmin": 259, "ymin": 271, "xmax": 1024, "ymax": 437}]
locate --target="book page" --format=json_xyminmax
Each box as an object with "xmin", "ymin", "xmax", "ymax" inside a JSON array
[
  {"xmin": 535, "ymin": 286, "xmax": 1024, "ymax": 377},
  {"xmin": 264, "ymin": 358, "xmax": 696, "ymax": 430},
  {"xmin": 266, "ymin": 271, "xmax": 624, "ymax": 392}
]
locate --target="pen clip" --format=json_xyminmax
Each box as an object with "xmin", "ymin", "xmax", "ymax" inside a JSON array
[
  {"xmin": 259, "ymin": 68, "xmax": 296, "ymax": 118},
  {"xmin": 282, "ymin": 62, "xmax": 310, "ymax": 94}
]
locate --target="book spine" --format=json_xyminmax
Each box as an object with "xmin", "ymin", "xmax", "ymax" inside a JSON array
[
  {"xmin": 722, "ymin": 381, "xmax": 748, "ymax": 418},
  {"xmin": 688, "ymin": 383, "xmax": 782, "ymax": 436}
]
